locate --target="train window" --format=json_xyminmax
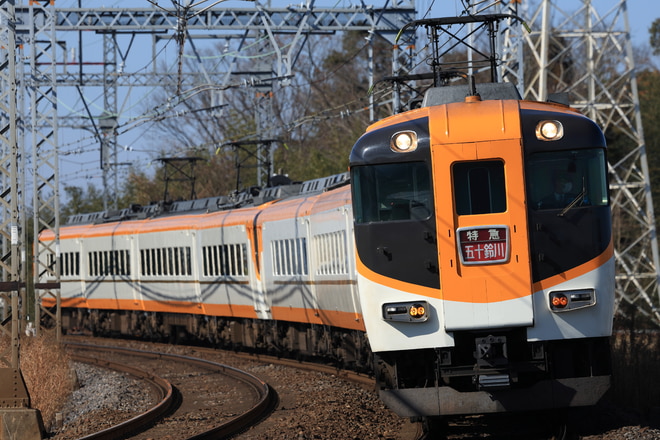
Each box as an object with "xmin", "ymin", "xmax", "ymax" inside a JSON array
[
  {"xmin": 109, "ymin": 252, "xmax": 114, "ymax": 275},
  {"xmin": 285, "ymin": 240, "xmax": 292, "ymax": 274},
  {"xmin": 125, "ymin": 250, "xmax": 130, "ymax": 275},
  {"xmin": 271, "ymin": 238, "xmax": 308, "ymax": 276},
  {"xmin": 273, "ymin": 241, "xmax": 282, "ymax": 275},
  {"xmin": 201, "ymin": 247, "xmax": 207, "ymax": 276},
  {"xmin": 140, "ymin": 246, "xmax": 190, "ymax": 277},
  {"xmin": 453, "ymin": 160, "xmax": 506, "ymax": 215},
  {"xmin": 125, "ymin": 250, "xmax": 131, "ymax": 276},
  {"xmin": 87, "ymin": 250, "xmax": 130, "ymax": 277},
  {"xmin": 211, "ymin": 246, "xmax": 218, "ymax": 275},
  {"xmin": 313, "ymin": 230, "xmax": 349, "ymax": 275},
  {"xmin": 100, "ymin": 251, "xmax": 107, "ymax": 276},
  {"xmin": 174, "ymin": 248, "xmax": 181, "ymax": 275},
  {"xmin": 54, "ymin": 252, "xmax": 81, "ymax": 277},
  {"xmin": 157, "ymin": 249, "xmax": 163, "ymax": 275},
  {"xmin": 201, "ymin": 243, "xmax": 248, "ymax": 277},
  {"xmin": 351, "ymin": 162, "xmax": 432, "ymax": 223},
  {"xmin": 526, "ymin": 149, "xmax": 608, "ymax": 211},
  {"xmin": 182, "ymin": 248, "xmax": 189, "ymax": 276},
  {"xmin": 299, "ymin": 238, "xmax": 309, "ymax": 275},
  {"xmin": 108, "ymin": 251, "xmax": 114, "ymax": 275}
]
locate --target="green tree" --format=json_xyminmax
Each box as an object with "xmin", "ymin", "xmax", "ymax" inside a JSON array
[
  {"xmin": 61, "ymin": 184, "xmax": 106, "ymax": 219},
  {"xmin": 636, "ymin": 23, "xmax": 660, "ymax": 226},
  {"xmin": 650, "ymin": 18, "xmax": 660, "ymax": 56},
  {"xmin": 275, "ymin": 31, "xmax": 391, "ymax": 181},
  {"xmin": 638, "ymin": 68, "xmax": 660, "ymax": 225}
]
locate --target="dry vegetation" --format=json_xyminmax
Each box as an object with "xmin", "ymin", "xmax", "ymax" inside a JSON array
[
  {"xmin": 610, "ymin": 331, "xmax": 660, "ymax": 418},
  {"xmin": 1, "ymin": 330, "xmax": 75, "ymax": 431}
]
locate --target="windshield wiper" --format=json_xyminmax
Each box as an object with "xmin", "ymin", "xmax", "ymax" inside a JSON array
[{"xmin": 558, "ymin": 178, "xmax": 586, "ymax": 217}]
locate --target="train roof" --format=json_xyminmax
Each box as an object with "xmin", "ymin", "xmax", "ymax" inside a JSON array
[
  {"xmin": 421, "ymin": 82, "xmax": 570, "ymax": 107},
  {"xmin": 65, "ymin": 171, "xmax": 349, "ymax": 226},
  {"xmin": 422, "ymin": 82, "xmax": 520, "ymax": 106}
]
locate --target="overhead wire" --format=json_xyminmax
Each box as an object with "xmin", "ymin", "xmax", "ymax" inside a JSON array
[
  {"xmin": 59, "ymin": 33, "xmax": 278, "ymax": 160},
  {"xmin": 58, "ymin": 1, "xmax": 415, "ymax": 186}
]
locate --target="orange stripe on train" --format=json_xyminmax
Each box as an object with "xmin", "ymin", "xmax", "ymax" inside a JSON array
[
  {"xmin": 532, "ymin": 239, "xmax": 614, "ymax": 292},
  {"xmin": 44, "ymin": 296, "xmax": 365, "ymax": 330},
  {"xmin": 42, "ymin": 297, "xmax": 258, "ymax": 320},
  {"xmin": 270, "ymin": 306, "xmax": 365, "ymax": 331}
]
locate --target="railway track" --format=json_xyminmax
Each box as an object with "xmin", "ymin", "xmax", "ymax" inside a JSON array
[
  {"xmin": 59, "ymin": 338, "xmax": 585, "ymax": 440},
  {"xmin": 65, "ymin": 349, "xmax": 174, "ymax": 440},
  {"xmin": 64, "ymin": 341, "xmax": 277, "ymax": 440},
  {"xmin": 48, "ymin": 335, "xmax": 660, "ymax": 440},
  {"xmin": 55, "ymin": 336, "xmax": 413, "ymax": 439}
]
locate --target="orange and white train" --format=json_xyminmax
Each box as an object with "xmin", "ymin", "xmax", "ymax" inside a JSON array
[{"xmin": 39, "ymin": 79, "xmax": 614, "ymax": 418}]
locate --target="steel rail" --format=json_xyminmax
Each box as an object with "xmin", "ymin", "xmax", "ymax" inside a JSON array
[
  {"xmin": 65, "ymin": 342, "xmax": 278, "ymax": 440},
  {"xmin": 65, "ymin": 350, "xmax": 176, "ymax": 440},
  {"xmin": 222, "ymin": 349, "xmax": 376, "ymax": 388}
]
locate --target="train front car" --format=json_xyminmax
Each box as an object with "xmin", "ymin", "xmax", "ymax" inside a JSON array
[{"xmin": 349, "ymin": 83, "xmax": 614, "ymax": 417}]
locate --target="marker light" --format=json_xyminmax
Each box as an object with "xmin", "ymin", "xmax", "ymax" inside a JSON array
[
  {"xmin": 409, "ymin": 304, "xmax": 426, "ymax": 318},
  {"xmin": 390, "ymin": 131, "xmax": 418, "ymax": 152},
  {"xmin": 549, "ymin": 289, "xmax": 596, "ymax": 312},
  {"xmin": 535, "ymin": 120, "xmax": 564, "ymax": 141},
  {"xmin": 383, "ymin": 301, "xmax": 429, "ymax": 322},
  {"xmin": 551, "ymin": 293, "xmax": 568, "ymax": 309}
]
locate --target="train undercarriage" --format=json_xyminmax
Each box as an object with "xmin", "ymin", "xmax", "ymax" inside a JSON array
[
  {"xmin": 374, "ymin": 329, "xmax": 612, "ymax": 416},
  {"xmin": 58, "ymin": 308, "xmax": 372, "ymax": 371}
]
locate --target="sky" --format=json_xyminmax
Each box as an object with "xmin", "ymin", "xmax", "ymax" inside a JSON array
[{"xmin": 45, "ymin": 0, "xmax": 660, "ymax": 202}]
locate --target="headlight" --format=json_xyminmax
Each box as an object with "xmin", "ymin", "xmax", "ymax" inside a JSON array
[
  {"xmin": 535, "ymin": 120, "xmax": 564, "ymax": 141},
  {"xmin": 390, "ymin": 131, "xmax": 418, "ymax": 152}
]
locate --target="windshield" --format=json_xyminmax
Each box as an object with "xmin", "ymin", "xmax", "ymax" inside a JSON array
[
  {"xmin": 526, "ymin": 149, "xmax": 608, "ymax": 211},
  {"xmin": 351, "ymin": 162, "xmax": 432, "ymax": 224}
]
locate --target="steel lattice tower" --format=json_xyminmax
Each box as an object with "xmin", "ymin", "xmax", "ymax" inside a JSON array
[
  {"xmin": 501, "ymin": 0, "xmax": 660, "ymax": 325},
  {"xmin": 385, "ymin": 0, "xmax": 660, "ymax": 326},
  {"xmin": 0, "ymin": 0, "xmax": 21, "ymax": 370}
]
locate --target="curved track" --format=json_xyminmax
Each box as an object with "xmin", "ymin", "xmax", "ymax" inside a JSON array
[
  {"xmin": 65, "ymin": 350, "xmax": 175, "ymax": 440},
  {"xmin": 64, "ymin": 341, "xmax": 278, "ymax": 440}
]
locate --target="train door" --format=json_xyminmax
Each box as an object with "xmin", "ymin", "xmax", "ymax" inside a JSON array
[
  {"xmin": 129, "ymin": 232, "xmax": 142, "ymax": 308},
  {"xmin": 431, "ymin": 139, "xmax": 534, "ymax": 331},
  {"xmin": 249, "ymin": 220, "xmax": 269, "ymax": 320}
]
